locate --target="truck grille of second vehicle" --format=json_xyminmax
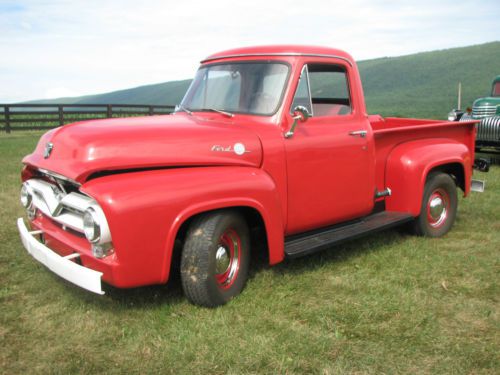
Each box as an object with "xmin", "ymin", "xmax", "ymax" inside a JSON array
[{"xmin": 472, "ymin": 105, "xmax": 496, "ymax": 118}]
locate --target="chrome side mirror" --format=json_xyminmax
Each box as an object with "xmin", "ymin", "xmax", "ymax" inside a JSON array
[{"xmin": 285, "ymin": 106, "xmax": 310, "ymax": 138}]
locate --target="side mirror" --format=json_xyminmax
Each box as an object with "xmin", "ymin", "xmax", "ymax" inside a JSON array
[{"xmin": 285, "ymin": 106, "xmax": 310, "ymax": 138}]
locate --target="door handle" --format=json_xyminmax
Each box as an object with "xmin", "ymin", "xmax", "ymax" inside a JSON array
[{"xmin": 349, "ymin": 130, "xmax": 367, "ymax": 138}]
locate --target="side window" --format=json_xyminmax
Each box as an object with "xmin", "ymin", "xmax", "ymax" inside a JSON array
[
  {"xmin": 290, "ymin": 65, "xmax": 313, "ymax": 115},
  {"xmin": 308, "ymin": 64, "xmax": 352, "ymax": 117}
]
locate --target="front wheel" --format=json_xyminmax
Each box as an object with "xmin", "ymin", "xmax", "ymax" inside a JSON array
[
  {"xmin": 413, "ymin": 173, "xmax": 458, "ymax": 237},
  {"xmin": 180, "ymin": 210, "xmax": 250, "ymax": 307}
]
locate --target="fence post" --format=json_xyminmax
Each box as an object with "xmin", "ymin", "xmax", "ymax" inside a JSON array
[
  {"xmin": 5, "ymin": 105, "xmax": 11, "ymax": 133},
  {"xmin": 148, "ymin": 106, "xmax": 154, "ymax": 116},
  {"xmin": 107, "ymin": 105, "xmax": 112, "ymax": 118},
  {"xmin": 58, "ymin": 105, "xmax": 64, "ymax": 126}
]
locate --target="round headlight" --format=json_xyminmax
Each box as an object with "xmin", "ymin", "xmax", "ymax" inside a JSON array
[
  {"xmin": 83, "ymin": 208, "xmax": 101, "ymax": 243},
  {"xmin": 20, "ymin": 184, "xmax": 32, "ymax": 208},
  {"xmin": 447, "ymin": 111, "xmax": 458, "ymax": 122}
]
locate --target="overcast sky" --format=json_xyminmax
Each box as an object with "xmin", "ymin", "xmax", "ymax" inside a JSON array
[{"xmin": 1, "ymin": 0, "xmax": 499, "ymax": 103}]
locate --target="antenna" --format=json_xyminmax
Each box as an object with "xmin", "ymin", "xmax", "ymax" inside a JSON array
[{"xmin": 457, "ymin": 82, "xmax": 462, "ymax": 110}]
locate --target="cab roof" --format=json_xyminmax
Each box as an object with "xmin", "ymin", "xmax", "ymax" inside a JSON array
[{"xmin": 202, "ymin": 45, "xmax": 355, "ymax": 66}]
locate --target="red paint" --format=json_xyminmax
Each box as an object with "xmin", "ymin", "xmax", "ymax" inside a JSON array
[{"xmin": 21, "ymin": 46, "xmax": 477, "ymax": 289}]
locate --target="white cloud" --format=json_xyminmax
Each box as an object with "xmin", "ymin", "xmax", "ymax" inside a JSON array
[{"xmin": 0, "ymin": 0, "xmax": 499, "ymax": 102}]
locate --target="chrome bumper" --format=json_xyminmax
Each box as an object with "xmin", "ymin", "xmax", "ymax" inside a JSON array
[{"xmin": 17, "ymin": 218, "xmax": 104, "ymax": 295}]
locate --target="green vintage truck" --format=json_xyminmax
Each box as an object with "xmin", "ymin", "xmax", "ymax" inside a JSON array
[{"xmin": 449, "ymin": 76, "xmax": 500, "ymax": 151}]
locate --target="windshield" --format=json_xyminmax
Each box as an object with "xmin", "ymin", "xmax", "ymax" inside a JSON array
[{"xmin": 179, "ymin": 62, "xmax": 289, "ymax": 116}]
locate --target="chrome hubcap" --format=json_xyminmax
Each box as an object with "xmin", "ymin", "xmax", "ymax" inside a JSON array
[
  {"xmin": 429, "ymin": 196, "xmax": 444, "ymax": 220},
  {"xmin": 427, "ymin": 190, "xmax": 448, "ymax": 228},
  {"xmin": 215, "ymin": 229, "xmax": 241, "ymax": 289},
  {"xmin": 215, "ymin": 246, "xmax": 230, "ymax": 274}
]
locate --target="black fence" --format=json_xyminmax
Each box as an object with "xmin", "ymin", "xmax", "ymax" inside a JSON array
[{"xmin": 0, "ymin": 104, "xmax": 176, "ymax": 133}]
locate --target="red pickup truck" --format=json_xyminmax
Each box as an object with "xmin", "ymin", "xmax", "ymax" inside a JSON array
[{"xmin": 18, "ymin": 46, "xmax": 478, "ymax": 307}]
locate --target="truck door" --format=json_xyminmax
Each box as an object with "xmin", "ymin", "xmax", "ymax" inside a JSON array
[{"xmin": 284, "ymin": 62, "xmax": 375, "ymax": 234}]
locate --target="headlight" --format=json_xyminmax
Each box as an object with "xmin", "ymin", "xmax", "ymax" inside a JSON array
[
  {"xmin": 448, "ymin": 109, "xmax": 464, "ymax": 122},
  {"xmin": 83, "ymin": 208, "xmax": 101, "ymax": 243},
  {"xmin": 20, "ymin": 183, "xmax": 32, "ymax": 208},
  {"xmin": 448, "ymin": 110, "xmax": 458, "ymax": 121}
]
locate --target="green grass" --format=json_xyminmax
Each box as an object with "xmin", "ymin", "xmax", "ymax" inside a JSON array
[{"xmin": 1, "ymin": 132, "xmax": 499, "ymax": 374}]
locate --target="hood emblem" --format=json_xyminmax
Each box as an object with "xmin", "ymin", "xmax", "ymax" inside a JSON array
[
  {"xmin": 44, "ymin": 142, "xmax": 54, "ymax": 159},
  {"xmin": 211, "ymin": 142, "xmax": 250, "ymax": 156}
]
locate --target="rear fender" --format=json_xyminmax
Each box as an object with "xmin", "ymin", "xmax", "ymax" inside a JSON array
[{"xmin": 385, "ymin": 139, "xmax": 472, "ymax": 216}]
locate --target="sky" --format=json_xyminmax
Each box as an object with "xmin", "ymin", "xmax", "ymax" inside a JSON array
[{"xmin": 0, "ymin": 0, "xmax": 499, "ymax": 103}]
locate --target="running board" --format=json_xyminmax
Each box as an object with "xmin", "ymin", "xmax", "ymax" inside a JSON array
[{"xmin": 284, "ymin": 211, "xmax": 414, "ymax": 258}]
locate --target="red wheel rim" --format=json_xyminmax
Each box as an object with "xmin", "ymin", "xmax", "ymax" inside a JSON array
[
  {"xmin": 215, "ymin": 229, "xmax": 241, "ymax": 289},
  {"xmin": 426, "ymin": 188, "xmax": 450, "ymax": 228}
]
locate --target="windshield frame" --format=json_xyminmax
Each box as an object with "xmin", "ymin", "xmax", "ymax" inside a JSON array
[{"xmin": 179, "ymin": 60, "xmax": 292, "ymax": 117}]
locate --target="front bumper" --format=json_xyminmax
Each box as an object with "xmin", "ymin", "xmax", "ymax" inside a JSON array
[{"xmin": 17, "ymin": 218, "xmax": 104, "ymax": 294}]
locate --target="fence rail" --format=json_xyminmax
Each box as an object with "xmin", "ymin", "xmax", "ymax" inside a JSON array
[{"xmin": 0, "ymin": 104, "xmax": 176, "ymax": 133}]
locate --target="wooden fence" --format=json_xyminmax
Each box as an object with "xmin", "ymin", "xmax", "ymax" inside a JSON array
[{"xmin": 0, "ymin": 104, "xmax": 176, "ymax": 133}]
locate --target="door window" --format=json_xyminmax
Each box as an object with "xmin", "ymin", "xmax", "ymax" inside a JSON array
[
  {"xmin": 290, "ymin": 65, "xmax": 313, "ymax": 114},
  {"xmin": 291, "ymin": 63, "xmax": 352, "ymax": 117}
]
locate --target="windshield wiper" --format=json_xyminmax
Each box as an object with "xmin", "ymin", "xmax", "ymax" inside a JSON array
[
  {"xmin": 175, "ymin": 104, "xmax": 193, "ymax": 116},
  {"xmin": 200, "ymin": 108, "xmax": 234, "ymax": 118}
]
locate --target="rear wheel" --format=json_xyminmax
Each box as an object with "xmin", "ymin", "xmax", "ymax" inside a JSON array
[
  {"xmin": 180, "ymin": 210, "xmax": 250, "ymax": 307},
  {"xmin": 413, "ymin": 173, "xmax": 458, "ymax": 237}
]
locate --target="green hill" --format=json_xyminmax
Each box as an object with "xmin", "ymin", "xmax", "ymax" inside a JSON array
[
  {"xmin": 26, "ymin": 41, "xmax": 500, "ymax": 119},
  {"xmin": 359, "ymin": 41, "xmax": 500, "ymax": 118},
  {"xmin": 26, "ymin": 79, "xmax": 192, "ymax": 107}
]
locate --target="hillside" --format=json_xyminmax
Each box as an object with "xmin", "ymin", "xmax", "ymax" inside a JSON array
[
  {"xmin": 359, "ymin": 42, "xmax": 500, "ymax": 118},
  {"xmin": 25, "ymin": 42, "xmax": 500, "ymax": 119},
  {"xmin": 26, "ymin": 79, "xmax": 192, "ymax": 107}
]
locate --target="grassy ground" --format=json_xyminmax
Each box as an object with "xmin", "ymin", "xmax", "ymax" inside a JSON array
[{"xmin": 1, "ymin": 132, "xmax": 498, "ymax": 374}]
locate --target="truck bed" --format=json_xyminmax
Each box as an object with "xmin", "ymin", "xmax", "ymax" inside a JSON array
[{"xmin": 369, "ymin": 115, "xmax": 477, "ymax": 195}]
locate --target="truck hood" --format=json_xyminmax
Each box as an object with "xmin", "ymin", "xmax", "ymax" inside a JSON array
[{"xmin": 23, "ymin": 114, "xmax": 263, "ymax": 183}]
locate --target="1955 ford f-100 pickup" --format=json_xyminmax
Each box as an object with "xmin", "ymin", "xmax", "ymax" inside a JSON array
[{"xmin": 18, "ymin": 46, "xmax": 479, "ymax": 307}]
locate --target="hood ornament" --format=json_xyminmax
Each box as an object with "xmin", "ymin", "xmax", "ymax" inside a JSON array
[{"xmin": 44, "ymin": 142, "xmax": 54, "ymax": 159}]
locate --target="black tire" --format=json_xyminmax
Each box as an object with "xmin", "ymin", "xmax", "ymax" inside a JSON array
[
  {"xmin": 413, "ymin": 173, "xmax": 458, "ymax": 237},
  {"xmin": 180, "ymin": 210, "xmax": 250, "ymax": 307}
]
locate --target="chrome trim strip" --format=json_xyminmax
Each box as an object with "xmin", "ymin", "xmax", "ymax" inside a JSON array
[
  {"xmin": 17, "ymin": 218, "xmax": 104, "ymax": 295},
  {"xmin": 38, "ymin": 168, "xmax": 81, "ymax": 187},
  {"xmin": 201, "ymin": 53, "xmax": 354, "ymax": 66},
  {"xmin": 305, "ymin": 65, "xmax": 314, "ymax": 115}
]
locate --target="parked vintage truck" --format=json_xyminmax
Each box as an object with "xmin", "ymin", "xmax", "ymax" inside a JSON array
[
  {"xmin": 449, "ymin": 75, "xmax": 500, "ymax": 151},
  {"xmin": 18, "ymin": 46, "xmax": 480, "ymax": 307}
]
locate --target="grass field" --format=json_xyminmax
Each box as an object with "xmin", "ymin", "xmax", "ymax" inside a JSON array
[{"xmin": 1, "ymin": 132, "xmax": 499, "ymax": 374}]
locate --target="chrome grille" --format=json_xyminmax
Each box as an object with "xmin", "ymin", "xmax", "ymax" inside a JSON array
[
  {"xmin": 476, "ymin": 116, "xmax": 500, "ymax": 142},
  {"xmin": 24, "ymin": 179, "xmax": 94, "ymax": 233},
  {"xmin": 472, "ymin": 105, "xmax": 496, "ymax": 119}
]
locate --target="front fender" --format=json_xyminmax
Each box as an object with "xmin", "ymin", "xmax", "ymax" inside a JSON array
[
  {"xmin": 81, "ymin": 166, "xmax": 284, "ymax": 287},
  {"xmin": 385, "ymin": 139, "xmax": 472, "ymax": 216}
]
